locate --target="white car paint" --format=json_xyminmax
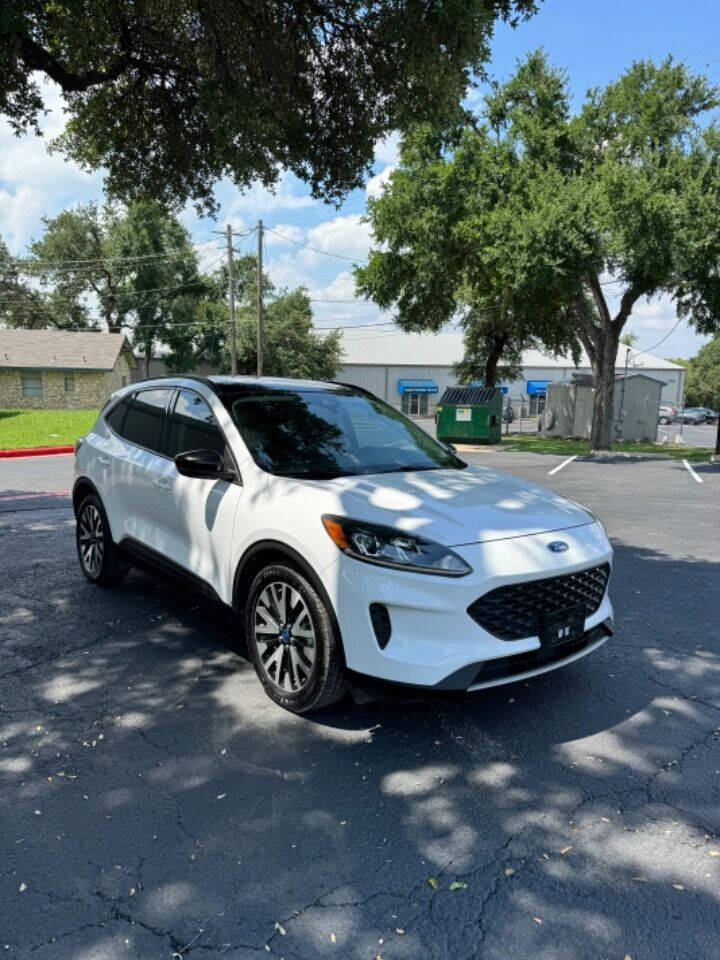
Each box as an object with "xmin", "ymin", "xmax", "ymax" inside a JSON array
[{"xmin": 75, "ymin": 375, "xmax": 613, "ymax": 692}]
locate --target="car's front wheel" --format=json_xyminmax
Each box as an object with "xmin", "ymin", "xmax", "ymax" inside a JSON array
[
  {"xmin": 76, "ymin": 493, "xmax": 130, "ymax": 586},
  {"xmin": 245, "ymin": 564, "xmax": 347, "ymax": 713}
]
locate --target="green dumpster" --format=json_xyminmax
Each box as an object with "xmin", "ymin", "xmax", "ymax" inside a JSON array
[{"xmin": 436, "ymin": 386, "xmax": 503, "ymax": 445}]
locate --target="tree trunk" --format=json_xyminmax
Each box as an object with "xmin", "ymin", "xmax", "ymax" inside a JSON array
[
  {"xmin": 588, "ymin": 326, "xmax": 620, "ymax": 450},
  {"xmin": 483, "ymin": 333, "xmax": 507, "ymax": 388},
  {"xmin": 573, "ymin": 277, "xmax": 642, "ymax": 452}
]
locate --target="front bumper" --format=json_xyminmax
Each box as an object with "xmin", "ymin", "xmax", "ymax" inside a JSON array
[{"xmin": 320, "ymin": 521, "xmax": 613, "ymax": 690}]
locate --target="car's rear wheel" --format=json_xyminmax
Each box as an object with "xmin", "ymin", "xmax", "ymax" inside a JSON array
[
  {"xmin": 245, "ymin": 563, "xmax": 347, "ymax": 713},
  {"xmin": 76, "ymin": 493, "xmax": 130, "ymax": 586}
]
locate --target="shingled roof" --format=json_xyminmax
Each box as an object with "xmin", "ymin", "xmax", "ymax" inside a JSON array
[{"xmin": 0, "ymin": 330, "xmax": 136, "ymax": 371}]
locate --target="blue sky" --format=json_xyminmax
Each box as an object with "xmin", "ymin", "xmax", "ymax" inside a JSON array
[{"xmin": 1, "ymin": 0, "xmax": 718, "ymax": 358}]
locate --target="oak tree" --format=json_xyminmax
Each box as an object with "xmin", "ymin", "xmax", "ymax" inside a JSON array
[{"xmin": 1, "ymin": 1, "xmax": 538, "ymax": 211}]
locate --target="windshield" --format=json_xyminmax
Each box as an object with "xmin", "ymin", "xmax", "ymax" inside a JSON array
[{"xmin": 222, "ymin": 387, "xmax": 465, "ymax": 479}]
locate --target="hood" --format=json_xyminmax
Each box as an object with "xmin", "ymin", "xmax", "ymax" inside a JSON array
[{"xmin": 274, "ymin": 464, "xmax": 594, "ymax": 547}]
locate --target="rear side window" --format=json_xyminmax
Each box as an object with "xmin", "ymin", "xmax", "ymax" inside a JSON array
[
  {"xmin": 105, "ymin": 395, "xmax": 132, "ymax": 435},
  {"xmin": 120, "ymin": 389, "xmax": 171, "ymax": 454},
  {"xmin": 166, "ymin": 389, "xmax": 226, "ymax": 457}
]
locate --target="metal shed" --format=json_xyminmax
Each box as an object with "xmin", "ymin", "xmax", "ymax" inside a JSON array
[
  {"xmin": 543, "ymin": 373, "xmax": 665, "ymax": 442},
  {"xmin": 435, "ymin": 386, "xmax": 503, "ymax": 445}
]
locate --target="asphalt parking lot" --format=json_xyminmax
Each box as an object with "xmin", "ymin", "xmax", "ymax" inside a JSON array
[{"xmin": 1, "ymin": 451, "xmax": 720, "ymax": 960}]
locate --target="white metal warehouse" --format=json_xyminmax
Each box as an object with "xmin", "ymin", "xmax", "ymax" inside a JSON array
[{"xmin": 336, "ymin": 330, "xmax": 685, "ymax": 417}]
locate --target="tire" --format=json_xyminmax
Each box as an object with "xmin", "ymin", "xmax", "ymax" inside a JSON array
[
  {"xmin": 245, "ymin": 563, "xmax": 347, "ymax": 713},
  {"xmin": 659, "ymin": 417, "xmax": 669, "ymax": 425},
  {"xmin": 76, "ymin": 493, "xmax": 130, "ymax": 586}
]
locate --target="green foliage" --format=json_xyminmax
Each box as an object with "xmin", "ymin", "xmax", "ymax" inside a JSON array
[
  {"xmin": 239, "ymin": 289, "xmax": 343, "ymax": 381},
  {"xmin": 0, "ymin": 237, "xmax": 56, "ymax": 329},
  {"xmin": 0, "ymin": 1, "xmax": 538, "ymax": 211},
  {"xmin": 359, "ymin": 51, "xmax": 720, "ymax": 447},
  {"xmin": 30, "ymin": 203, "xmax": 118, "ymax": 331},
  {"xmin": 620, "ymin": 331, "xmax": 639, "ymax": 347},
  {"xmin": 677, "ymin": 339, "xmax": 720, "ymax": 409},
  {"xmin": 29, "ymin": 201, "xmax": 204, "ymax": 366},
  {"xmin": 355, "ymin": 53, "xmax": 581, "ymax": 387},
  {"xmin": 165, "ymin": 257, "xmax": 343, "ymax": 381}
]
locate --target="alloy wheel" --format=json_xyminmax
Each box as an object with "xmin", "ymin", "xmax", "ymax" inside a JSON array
[
  {"xmin": 78, "ymin": 504, "xmax": 105, "ymax": 578},
  {"xmin": 253, "ymin": 581, "xmax": 317, "ymax": 693}
]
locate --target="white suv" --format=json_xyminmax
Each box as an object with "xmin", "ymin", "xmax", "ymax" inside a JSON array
[{"xmin": 74, "ymin": 376, "xmax": 613, "ymax": 712}]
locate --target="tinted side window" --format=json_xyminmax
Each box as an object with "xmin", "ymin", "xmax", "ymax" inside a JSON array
[
  {"xmin": 105, "ymin": 396, "xmax": 132, "ymax": 435},
  {"xmin": 167, "ymin": 389, "xmax": 225, "ymax": 457},
  {"xmin": 121, "ymin": 389, "xmax": 171, "ymax": 454}
]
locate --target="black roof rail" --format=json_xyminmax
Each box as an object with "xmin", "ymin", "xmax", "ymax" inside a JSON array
[{"xmin": 133, "ymin": 373, "xmax": 217, "ymax": 392}]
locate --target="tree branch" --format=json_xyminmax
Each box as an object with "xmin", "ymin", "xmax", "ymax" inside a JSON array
[
  {"xmin": 586, "ymin": 273, "xmax": 611, "ymax": 326},
  {"xmin": 570, "ymin": 297, "xmax": 598, "ymax": 365},
  {"xmin": 19, "ymin": 36, "xmax": 131, "ymax": 93},
  {"xmin": 613, "ymin": 284, "xmax": 644, "ymax": 331}
]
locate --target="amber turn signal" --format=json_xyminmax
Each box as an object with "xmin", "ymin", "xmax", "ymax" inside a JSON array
[{"xmin": 322, "ymin": 516, "xmax": 350, "ymax": 550}]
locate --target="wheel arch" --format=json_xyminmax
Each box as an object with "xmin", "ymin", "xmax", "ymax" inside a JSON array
[
  {"xmin": 233, "ymin": 540, "xmax": 346, "ymax": 662},
  {"xmin": 72, "ymin": 476, "xmax": 101, "ymax": 518}
]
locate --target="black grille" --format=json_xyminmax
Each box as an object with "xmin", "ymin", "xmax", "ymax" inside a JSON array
[{"xmin": 467, "ymin": 563, "xmax": 610, "ymax": 641}]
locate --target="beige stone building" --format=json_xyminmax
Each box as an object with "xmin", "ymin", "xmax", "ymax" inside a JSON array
[{"xmin": 0, "ymin": 330, "xmax": 137, "ymax": 410}]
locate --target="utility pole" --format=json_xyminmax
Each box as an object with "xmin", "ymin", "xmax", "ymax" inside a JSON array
[
  {"xmin": 257, "ymin": 218, "xmax": 264, "ymax": 377},
  {"xmin": 226, "ymin": 224, "xmax": 237, "ymax": 376}
]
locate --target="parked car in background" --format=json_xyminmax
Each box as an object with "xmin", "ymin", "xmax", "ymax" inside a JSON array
[
  {"xmin": 73, "ymin": 376, "xmax": 613, "ymax": 713},
  {"xmin": 683, "ymin": 407, "xmax": 718, "ymax": 424},
  {"xmin": 658, "ymin": 405, "xmax": 676, "ymax": 425},
  {"xmin": 676, "ymin": 408, "xmax": 706, "ymax": 425}
]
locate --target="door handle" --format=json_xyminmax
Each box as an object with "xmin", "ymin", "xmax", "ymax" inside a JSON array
[
  {"xmin": 153, "ymin": 477, "xmax": 170, "ymax": 491},
  {"xmin": 97, "ymin": 456, "xmax": 110, "ymax": 466}
]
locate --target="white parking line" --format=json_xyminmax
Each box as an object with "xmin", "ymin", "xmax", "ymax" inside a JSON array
[
  {"xmin": 548, "ymin": 455, "xmax": 578, "ymax": 476},
  {"xmin": 682, "ymin": 459, "xmax": 703, "ymax": 484}
]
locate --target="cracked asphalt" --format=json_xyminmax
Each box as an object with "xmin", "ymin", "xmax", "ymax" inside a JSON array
[{"xmin": 1, "ymin": 451, "xmax": 719, "ymax": 960}]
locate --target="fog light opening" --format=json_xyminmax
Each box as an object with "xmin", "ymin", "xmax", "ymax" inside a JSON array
[{"xmin": 369, "ymin": 603, "xmax": 392, "ymax": 650}]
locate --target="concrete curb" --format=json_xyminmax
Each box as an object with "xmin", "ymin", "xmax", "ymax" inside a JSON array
[{"xmin": 0, "ymin": 445, "xmax": 75, "ymax": 459}]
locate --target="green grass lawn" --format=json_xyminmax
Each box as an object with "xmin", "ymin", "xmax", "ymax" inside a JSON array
[
  {"xmin": 500, "ymin": 433, "xmax": 713, "ymax": 461},
  {"xmin": 0, "ymin": 409, "xmax": 99, "ymax": 449}
]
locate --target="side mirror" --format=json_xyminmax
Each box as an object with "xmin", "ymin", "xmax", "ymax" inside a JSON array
[{"xmin": 175, "ymin": 448, "xmax": 234, "ymax": 481}]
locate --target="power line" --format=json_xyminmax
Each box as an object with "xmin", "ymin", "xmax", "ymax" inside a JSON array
[
  {"xmin": 264, "ymin": 227, "xmax": 368, "ymax": 264},
  {"xmin": 1, "ymin": 238, "xmax": 220, "ymax": 269},
  {"xmin": 0, "ymin": 280, "xmax": 212, "ymax": 305},
  {"xmin": 679, "ymin": 39, "xmax": 720, "ymax": 63},
  {"xmin": 630, "ymin": 316, "xmax": 683, "ymax": 361},
  {"xmin": 2, "ymin": 314, "xmax": 399, "ymax": 339}
]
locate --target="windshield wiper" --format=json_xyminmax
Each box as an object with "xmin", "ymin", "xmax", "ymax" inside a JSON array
[
  {"xmin": 374, "ymin": 464, "xmax": 445, "ymax": 474},
  {"xmin": 277, "ymin": 469, "xmax": 357, "ymax": 480}
]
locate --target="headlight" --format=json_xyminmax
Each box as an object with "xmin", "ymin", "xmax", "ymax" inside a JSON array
[{"xmin": 322, "ymin": 515, "xmax": 472, "ymax": 577}]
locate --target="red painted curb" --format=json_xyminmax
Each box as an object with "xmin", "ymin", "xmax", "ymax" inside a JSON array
[{"xmin": 0, "ymin": 445, "xmax": 75, "ymax": 459}]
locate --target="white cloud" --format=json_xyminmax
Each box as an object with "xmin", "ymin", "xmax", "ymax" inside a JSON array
[
  {"xmin": 310, "ymin": 271, "xmax": 358, "ymax": 302},
  {"xmin": 0, "ymin": 186, "xmax": 44, "ymax": 252},
  {"xmin": 0, "ymin": 77, "xmax": 103, "ymax": 252},
  {"xmin": 628, "ymin": 296, "xmax": 676, "ymax": 331},
  {"xmin": 366, "ymin": 165, "xmax": 394, "ymax": 199},
  {"xmin": 306, "ymin": 214, "xmax": 373, "ymax": 263},
  {"xmin": 264, "ymin": 223, "xmax": 304, "ymax": 246},
  {"xmin": 224, "ymin": 172, "xmax": 316, "ymax": 222},
  {"xmin": 374, "ymin": 132, "xmax": 400, "ymax": 168}
]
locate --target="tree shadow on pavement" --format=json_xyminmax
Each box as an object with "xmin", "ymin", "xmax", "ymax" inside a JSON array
[{"xmin": 1, "ymin": 516, "xmax": 719, "ymax": 960}]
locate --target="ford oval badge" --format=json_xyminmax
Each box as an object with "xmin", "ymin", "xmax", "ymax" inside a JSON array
[{"xmin": 548, "ymin": 541, "xmax": 569, "ymax": 553}]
